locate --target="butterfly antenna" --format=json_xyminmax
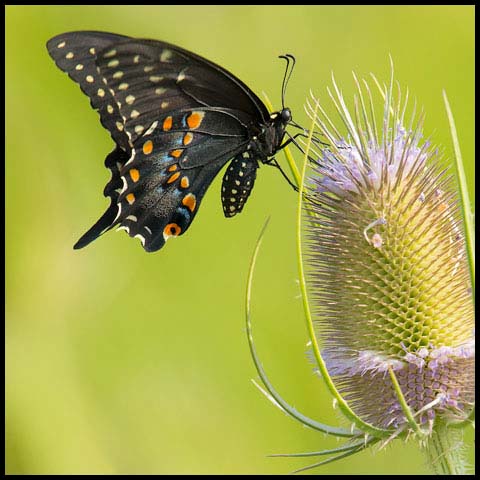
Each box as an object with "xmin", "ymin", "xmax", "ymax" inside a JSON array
[{"xmin": 278, "ymin": 54, "xmax": 296, "ymax": 110}]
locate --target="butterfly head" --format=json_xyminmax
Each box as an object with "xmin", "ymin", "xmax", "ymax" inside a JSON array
[
  {"xmin": 267, "ymin": 107, "xmax": 292, "ymax": 151},
  {"xmin": 269, "ymin": 107, "xmax": 292, "ymax": 124},
  {"xmin": 278, "ymin": 107, "xmax": 292, "ymax": 125}
]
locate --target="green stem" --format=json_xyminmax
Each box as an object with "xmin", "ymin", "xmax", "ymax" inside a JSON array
[
  {"xmin": 388, "ymin": 367, "xmax": 423, "ymax": 436},
  {"xmin": 423, "ymin": 422, "xmax": 469, "ymax": 475},
  {"xmin": 442, "ymin": 91, "xmax": 475, "ymax": 305}
]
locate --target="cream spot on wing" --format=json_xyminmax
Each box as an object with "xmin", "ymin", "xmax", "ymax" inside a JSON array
[
  {"xmin": 113, "ymin": 203, "xmax": 122, "ymax": 224},
  {"xmin": 125, "ymin": 147, "xmax": 136, "ymax": 167},
  {"xmin": 144, "ymin": 121, "xmax": 158, "ymax": 136},
  {"xmin": 104, "ymin": 49, "xmax": 117, "ymax": 58},
  {"xmin": 177, "ymin": 70, "xmax": 186, "ymax": 82},
  {"xmin": 160, "ymin": 50, "xmax": 172, "ymax": 62},
  {"xmin": 134, "ymin": 234, "xmax": 146, "ymax": 246}
]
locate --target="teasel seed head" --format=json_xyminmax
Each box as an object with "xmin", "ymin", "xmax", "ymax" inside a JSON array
[{"xmin": 304, "ymin": 71, "xmax": 474, "ymax": 432}]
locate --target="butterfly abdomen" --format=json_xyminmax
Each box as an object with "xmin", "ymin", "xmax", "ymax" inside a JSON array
[{"xmin": 221, "ymin": 152, "xmax": 259, "ymax": 217}]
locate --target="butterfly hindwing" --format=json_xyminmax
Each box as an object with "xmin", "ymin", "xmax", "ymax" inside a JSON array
[
  {"xmin": 117, "ymin": 160, "xmax": 225, "ymax": 252},
  {"xmin": 106, "ymin": 108, "xmax": 250, "ymax": 251}
]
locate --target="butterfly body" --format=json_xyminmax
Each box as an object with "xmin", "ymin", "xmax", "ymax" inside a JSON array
[{"xmin": 47, "ymin": 31, "xmax": 292, "ymax": 252}]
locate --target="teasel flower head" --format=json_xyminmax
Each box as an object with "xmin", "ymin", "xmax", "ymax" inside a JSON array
[{"xmin": 297, "ymin": 67, "xmax": 475, "ymax": 472}]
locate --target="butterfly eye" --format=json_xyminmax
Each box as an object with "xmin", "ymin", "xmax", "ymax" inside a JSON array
[{"xmin": 281, "ymin": 108, "xmax": 292, "ymax": 123}]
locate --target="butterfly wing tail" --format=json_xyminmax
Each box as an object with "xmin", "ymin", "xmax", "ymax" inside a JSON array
[
  {"xmin": 73, "ymin": 200, "xmax": 118, "ymax": 249},
  {"xmin": 74, "ymin": 146, "xmax": 129, "ymax": 249}
]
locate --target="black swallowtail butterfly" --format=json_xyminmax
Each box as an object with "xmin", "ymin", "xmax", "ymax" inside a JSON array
[{"xmin": 47, "ymin": 31, "xmax": 295, "ymax": 252}]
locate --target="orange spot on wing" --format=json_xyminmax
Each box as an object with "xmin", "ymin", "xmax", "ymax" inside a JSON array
[
  {"xmin": 164, "ymin": 223, "xmax": 181, "ymax": 237},
  {"xmin": 170, "ymin": 149, "xmax": 183, "ymax": 158},
  {"xmin": 182, "ymin": 193, "xmax": 197, "ymax": 212},
  {"xmin": 168, "ymin": 164, "xmax": 178, "ymax": 172},
  {"xmin": 142, "ymin": 140, "xmax": 153, "ymax": 155},
  {"xmin": 129, "ymin": 169, "xmax": 140, "ymax": 182},
  {"xmin": 163, "ymin": 116, "xmax": 173, "ymax": 131},
  {"xmin": 126, "ymin": 193, "xmax": 135, "ymax": 204},
  {"xmin": 180, "ymin": 176, "xmax": 189, "ymax": 189},
  {"xmin": 187, "ymin": 111, "xmax": 204, "ymax": 129},
  {"xmin": 183, "ymin": 132, "xmax": 193, "ymax": 145},
  {"xmin": 167, "ymin": 172, "xmax": 180, "ymax": 184}
]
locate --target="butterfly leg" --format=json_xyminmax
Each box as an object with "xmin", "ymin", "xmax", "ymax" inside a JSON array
[
  {"xmin": 267, "ymin": 158, "xmax": 299, "ymax": 192},
  {"xmin": 281, "ymin": 131, "xmax": 330, "ymax": 153}
]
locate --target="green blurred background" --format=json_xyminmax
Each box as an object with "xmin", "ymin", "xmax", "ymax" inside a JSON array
[{"xmin": 6, "ymin": 5, "xmax": 474, "ymax": 475}]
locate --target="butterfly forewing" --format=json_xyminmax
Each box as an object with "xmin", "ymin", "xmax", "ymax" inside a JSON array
[
  {"xmin": 94, "ymin": 40, "xmax": 269, "ymax": 143},
  {"xmin": 47, "ymin": 32, "xmax": 133, "ymax": 151},
  {"xmin": 95, "ymin": 38, "xmax": 270, "ymax": 119}
]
